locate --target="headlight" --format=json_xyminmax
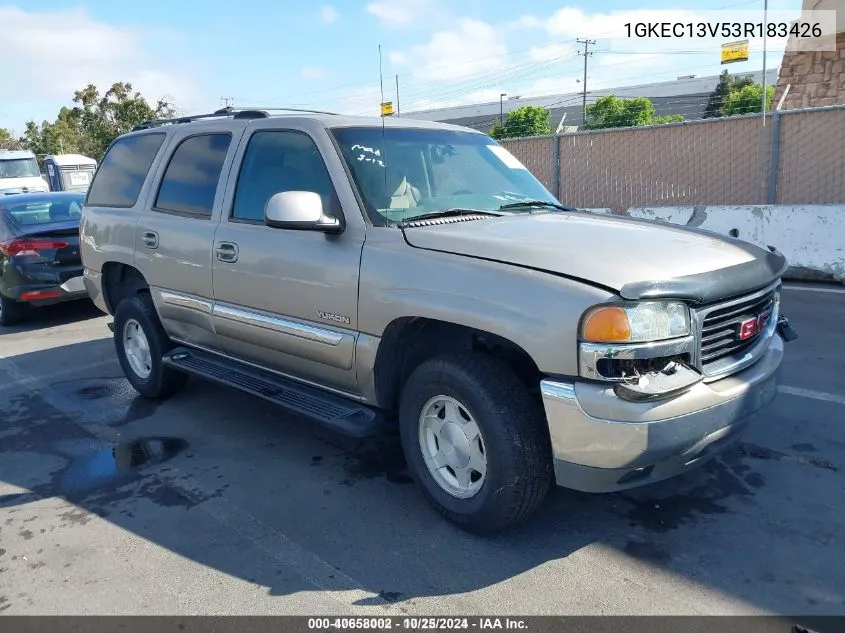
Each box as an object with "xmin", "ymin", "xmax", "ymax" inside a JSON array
[{"xmin": 581, "ymin": 301, "xmax": 690, "ymax": 343}]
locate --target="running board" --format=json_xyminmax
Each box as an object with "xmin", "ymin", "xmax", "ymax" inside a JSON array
[{"xmin": 162, "ymin": 346, "xmax": 384, "ymax": 438}]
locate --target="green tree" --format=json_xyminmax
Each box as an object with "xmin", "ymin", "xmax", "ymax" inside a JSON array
[
  {"xmin": 19, "ymin": 82, "xmax": 176, "ymax": 161},
  {"xmin": 0, "ymin": 128, "xmax": 23, "ymax": 149},
  {"xmin": 22, "ymin": 108, "xmax": 85, "ymax": 158},
  {"xmin": 489, "ymin": 105, "xmax": 551, "ymax": 139},
  {"xmin": 70, "ymin": 82, "xmax": 176, "ymax": 159},
  {"xmin": 583, "ymin": 95, "xmax": 683, "ymax": 130},
  {"xmin": 721, "ymin": 83, "xmax": 775, "ymax": 117},
  {"xmin": 703, "ymin": 70, "xmax": 755, "ymax": 118}
]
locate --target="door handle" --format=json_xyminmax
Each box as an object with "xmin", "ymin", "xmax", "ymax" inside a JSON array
[
  {"xmin": 215, "ymin": 241, "xmax": 239, "ymax": 263},
  {"xmin": 142, "ymin": 231, "xmax": 159, "ymax": 249}
]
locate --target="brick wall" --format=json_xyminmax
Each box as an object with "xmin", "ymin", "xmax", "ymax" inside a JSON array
[{"xmin": 774, "ymin": 32, "xmax": 845, "ymax": 109}]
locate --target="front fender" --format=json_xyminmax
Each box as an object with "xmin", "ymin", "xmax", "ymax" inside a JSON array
[{"xmin": 358, "ymin": 228, "xmax": 617, "ymax": 377}]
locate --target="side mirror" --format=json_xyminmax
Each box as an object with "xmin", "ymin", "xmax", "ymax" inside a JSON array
[{"xmin": 264, "ymin": 191, "xmax": 343, "ymax": 234}]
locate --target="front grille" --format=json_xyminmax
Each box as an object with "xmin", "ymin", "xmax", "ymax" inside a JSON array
[{"xmin": 699, "ymin": 289, "xmax": 777, "ymax": 367}]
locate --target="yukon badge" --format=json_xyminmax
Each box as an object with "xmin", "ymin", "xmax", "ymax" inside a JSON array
[{"xmin": 316, "ymin": 309, "xmax": 351, "ymax": 325}]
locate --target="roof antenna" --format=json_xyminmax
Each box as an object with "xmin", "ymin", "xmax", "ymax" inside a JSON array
[{"xmin": 379, "ymin": 44, "xmax": 388, "ymax": 206}]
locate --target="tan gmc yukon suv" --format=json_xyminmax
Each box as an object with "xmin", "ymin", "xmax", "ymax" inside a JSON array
[{"xmin": 79, "ymin": 107, "xmax": 797, "ymax": 534}]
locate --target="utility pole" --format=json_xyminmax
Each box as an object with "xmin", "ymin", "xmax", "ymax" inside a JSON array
[
  {"xmin": 577, "ymin": 39, "xmax": 595, "ymax": 125},
  {"xmin": 396, "ymin": 74, "xmax": 400, "ymax": 117}
]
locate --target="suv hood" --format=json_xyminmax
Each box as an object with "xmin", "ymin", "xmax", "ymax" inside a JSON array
[{"xmin": 401, "ymin": 212, "xmax": 788, "ymax": 304}]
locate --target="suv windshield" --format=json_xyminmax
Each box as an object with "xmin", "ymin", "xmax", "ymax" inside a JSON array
[
  {"xmin": 330, "ymin": 127, "xmax": 559, "ymax": 225},
  {"xmin": 0, "ymin": 158, "xmax": 40, "ymax": 179}
]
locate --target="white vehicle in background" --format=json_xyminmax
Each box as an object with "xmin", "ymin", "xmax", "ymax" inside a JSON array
[
  {"xmin": 0, "ymin": 149, "xmax": 49, "ymax": 196},
  {"xmin": 43, "ymin": 154, "xmax": 98, "ymax": 193}
]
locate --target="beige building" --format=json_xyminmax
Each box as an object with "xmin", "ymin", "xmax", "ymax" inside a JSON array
[{"xmin": 774, "ymin": 0, "xmax": 845, "ymax": 108}]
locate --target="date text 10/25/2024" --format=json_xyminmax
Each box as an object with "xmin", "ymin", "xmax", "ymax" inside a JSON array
[{"xmin": 308, "ymin": 618, "xmax": 528, "ymax": 630}]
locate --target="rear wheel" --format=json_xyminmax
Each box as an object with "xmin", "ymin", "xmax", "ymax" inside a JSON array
[
  {"xmin": 0, "ymin": 294, "xmax": 25, "ymax": 327},
  {"xmin": 114, "ymin": 294, "xmax": 188, "ymax": 399},
  {"xmin": 398, "ymin": 352, "xmax": 553, "ymax": 534}
]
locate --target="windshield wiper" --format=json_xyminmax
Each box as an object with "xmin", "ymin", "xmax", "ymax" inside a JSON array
[
  {"xmin": 397, "ymin": 208, "xmax": 504, "ymax": 226},
  {"xmin": 498, "ymin": 200, "xmax": 579, "ymax": 212}
]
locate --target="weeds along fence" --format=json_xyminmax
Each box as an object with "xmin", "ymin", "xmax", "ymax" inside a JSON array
[{"xmin": 499, "ymin": 105, "xmax": 845, "ymax": 213}]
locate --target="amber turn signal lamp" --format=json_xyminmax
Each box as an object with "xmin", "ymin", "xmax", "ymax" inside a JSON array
[{"xmin": 582, "ymin": 306, "xmax": 632, "ymax": 342}]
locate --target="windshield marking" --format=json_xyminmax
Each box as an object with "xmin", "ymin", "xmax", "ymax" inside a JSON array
[
  {"xmin": 351, "ymin": 144, "xmax": 381, "ymax": 156},
  {"xmin": 350, "ymin": 143, "xmax": 385, "ymax": 167}
]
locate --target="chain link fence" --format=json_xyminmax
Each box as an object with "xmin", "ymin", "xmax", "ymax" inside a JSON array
[{"xmin": 501, "ymin": 105, "xmax": 845, "ymax": 213}]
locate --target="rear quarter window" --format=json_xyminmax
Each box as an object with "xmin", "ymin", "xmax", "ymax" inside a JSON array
[{"xmin": 86, "ymin": 133, "xmax": 166, "ymax": 208}]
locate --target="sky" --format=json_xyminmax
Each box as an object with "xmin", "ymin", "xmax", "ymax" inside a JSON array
[{"xmin": 1, "ymin": 0, "xmax": 807, "ymax": 133}]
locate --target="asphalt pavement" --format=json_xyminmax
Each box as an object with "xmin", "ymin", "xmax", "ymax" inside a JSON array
[{"xmin": 1, "ymin": 284, "xmax": 844, "ymax": 615}]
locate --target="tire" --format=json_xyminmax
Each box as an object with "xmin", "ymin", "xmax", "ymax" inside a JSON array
[
  {"xmin": 398, "ymin": 352, "xmax": 553, "ymax": 534},
  {"xmin": 0, "ymin": 294, "xmax": 25, "ymax": 327},
  {"xmin": 113, "ymin": 293, "xmax": 188, "ymax": 399}
]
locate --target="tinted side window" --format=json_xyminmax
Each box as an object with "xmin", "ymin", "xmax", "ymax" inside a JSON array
[
  {"xmin": 232, "ymin": 130, "xmax": 336, "ymax": 222},
  {"xmin": 154, "ymin": 133, "xmax": 232, "ymax": 217},
  {"xmin": 86, "ymin": 133, "xmax": 165, "ymax": 207}
]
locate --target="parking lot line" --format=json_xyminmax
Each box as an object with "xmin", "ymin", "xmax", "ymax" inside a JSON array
[{"xmin": 778, "ymin": 385, "xmax": 845, "ymax": 406}]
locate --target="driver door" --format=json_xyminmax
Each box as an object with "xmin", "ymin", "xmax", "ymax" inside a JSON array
[{"xmin": 210, "ymin": 124, "xmax": 365, "ymax": 395}]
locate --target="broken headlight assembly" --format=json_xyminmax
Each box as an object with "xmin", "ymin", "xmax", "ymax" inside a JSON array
[{"xmin": 578, "ymin": 301, "xmax": 702, "ymax": 402}]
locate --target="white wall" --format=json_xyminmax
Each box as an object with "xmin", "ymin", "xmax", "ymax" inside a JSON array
[{"xmin": 582, "ymin": 205, "xmax": 845, "ymax": 283}]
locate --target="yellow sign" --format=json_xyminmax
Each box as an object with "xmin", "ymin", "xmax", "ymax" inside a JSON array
[
  {"xmin": 380, "ymin": 101, "xmax": 394, "ymax": 116},
  {"xmin": 721, "ymin": 40, "xmax": 749, "ymax": 64}
]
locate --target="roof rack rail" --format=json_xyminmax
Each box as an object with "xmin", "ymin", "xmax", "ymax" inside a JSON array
[
  {"xmin": 223, "ymin": 106, "xmax": 341, "ymax": 116},
  {"xmin": 131, "ymin": 106, "xmax": 341, "ymax": 131},
  {"xmin": 132, "ymin": 110, "xmax": 235, "ymax": 131}
]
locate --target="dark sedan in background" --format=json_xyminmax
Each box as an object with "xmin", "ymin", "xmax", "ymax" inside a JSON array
[{"xmin": 0, "ymin": 191, "xmax": 88, "ymax": 326}]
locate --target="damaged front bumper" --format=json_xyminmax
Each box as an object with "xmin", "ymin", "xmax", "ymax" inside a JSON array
[{"xmin": 540, "ymin": 332, "xmax": 786, "ymax": 493}]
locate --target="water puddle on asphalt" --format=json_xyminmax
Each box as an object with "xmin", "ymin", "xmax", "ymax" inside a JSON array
[
  {"xmin": 48, "ymin": 377, "xmax": 165, "ymax": 426},
  {"xmin": 56, "ymin": 437, "xmax": 188, "ymax": 496}
]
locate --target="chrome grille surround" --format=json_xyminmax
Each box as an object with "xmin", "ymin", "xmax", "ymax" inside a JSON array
[{"xmin": 691, "ymin": 280, "xmax": 781, "ymax": 382}]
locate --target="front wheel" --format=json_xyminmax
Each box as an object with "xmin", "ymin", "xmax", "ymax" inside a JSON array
[
  {"xmin": 398, "ymin": 352, "xmax": 553, "ymax": 534},
  {"xmin": 114, "ymin": 294, "xmax": 188, "ymax": 399}
]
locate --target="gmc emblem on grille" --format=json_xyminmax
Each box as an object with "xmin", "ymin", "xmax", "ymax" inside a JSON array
[{"xmin": 738, "ymin": 308, "xmax": 773, "ymax": 341}]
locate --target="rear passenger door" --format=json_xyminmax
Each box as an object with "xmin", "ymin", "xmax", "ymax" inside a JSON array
[
  {"xmin": 134, "ymin": 128, "xmax": 240, "ymax": 351},
  {"xmin": 210, "ymin": 124, "xmax": 365, "ymax": 395},
  {"xmin": 83, "ymin": 131, "xmax": 168, "ymax": 290}
]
